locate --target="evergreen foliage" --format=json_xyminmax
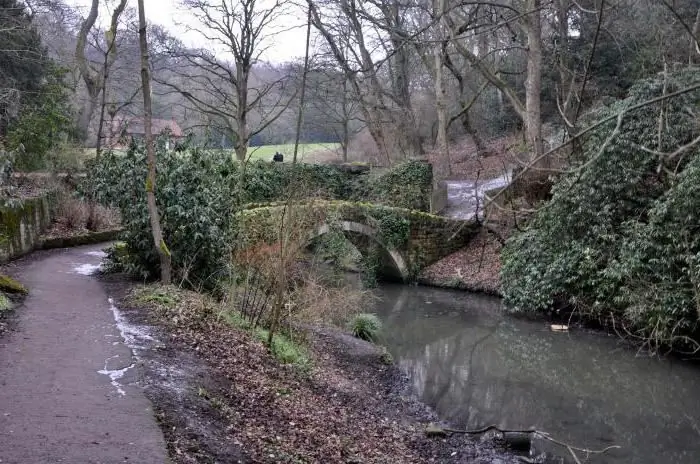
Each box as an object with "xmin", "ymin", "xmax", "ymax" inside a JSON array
[{"xmin": 501, "ymin": 69, "xmax": 700, "ymax": 351}]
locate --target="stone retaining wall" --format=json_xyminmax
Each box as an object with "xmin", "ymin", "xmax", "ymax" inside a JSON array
[{"xmin": 0, "ymin": 195, "xmax": 53, "ymax": 263}]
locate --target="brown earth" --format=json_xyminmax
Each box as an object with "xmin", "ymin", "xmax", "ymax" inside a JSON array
[
  {"xmin": 422, "ymin": 135, "xmax": 527, "ymax": 293},
  {"xmin": 418, "ymin": 230, "xmax": 504, "ymax": 295},
  {"xmin": 105, "ymin": 281, "xmax": 522, "ymax": 464}
]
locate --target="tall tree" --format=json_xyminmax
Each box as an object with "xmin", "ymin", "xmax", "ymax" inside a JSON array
[
  {"xmin": 292, "ymin": 8, "xmax": 313, "ymax": 164},
  {"xmin": 0, "ymin": 0, "xmax": 49, "ymax": 136},
  {"xmin": 137, "ymin": 0, "xmax": 172, "ymax": 284},
  {"xmin": 432, "ymin": 0, "xmax": 450, "ymax": 177},
  {"xmin": 74, "ymin": 0, "xmax": 128, "ymax": 145},
  {"xmin": 158, "ymin": 0, "xmax": 294, "ymax": 163},
  {"xmin": 308, "ymin": 0, "xmax": 425, "ymax": 165},
  {"xmin": 442, "ymin": 1, "xmax": 545, "ymax": 166}
]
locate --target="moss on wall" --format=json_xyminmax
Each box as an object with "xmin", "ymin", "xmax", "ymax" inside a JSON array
[
  {"xmin": 234, "ymin": 200, "xmax": 477, "ymax": 279},
  {"xmin": 0, "ymin": 196, "xmax": 52, "ymax": 263}
]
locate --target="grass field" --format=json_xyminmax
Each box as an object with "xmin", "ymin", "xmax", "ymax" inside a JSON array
[
  {"xmin": 246, "ymin": 143, "xmax": 340, "ymax": 163},
  {"xmin": 81, "ymin": 143, "xmax": 341, "ymax": 164}
]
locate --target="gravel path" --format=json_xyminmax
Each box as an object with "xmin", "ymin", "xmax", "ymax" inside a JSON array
[{"xmin": 0, "ymin": 244, "xmax": 167, "ymax": 464}]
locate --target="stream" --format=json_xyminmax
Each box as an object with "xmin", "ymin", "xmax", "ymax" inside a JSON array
[
  {"xmin": 443, "ymin": 172, "xmax": 512, "ymax": 220},
  {"xmin": 370, "ymin": 284, "xmax": 700, "ymax": 463}
]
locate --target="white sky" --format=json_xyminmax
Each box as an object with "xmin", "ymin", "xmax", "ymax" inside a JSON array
[{"xmin": 69, "ymin": 0, "xmax": 310, "ymax": 63}]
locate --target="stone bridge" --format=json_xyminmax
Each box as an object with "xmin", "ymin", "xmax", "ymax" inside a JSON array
[{"xmin": 234, "ymin": 200, "xmax": 478, "ymax": 281}]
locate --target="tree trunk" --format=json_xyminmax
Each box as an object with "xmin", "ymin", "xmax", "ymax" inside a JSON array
[
  {"xmin": 691, "ymin": 8, "xmax": 700, "ymax": 66},
  {"xmin": 95, "ymin": 49, "xmax": 112, "ymax": 158},
  {"xmin": 525, "ymin": 0, "xmax": 545, "ymax": 167},
  {"xmin": 137, "ymin": 0, "xmax": 171, "ymax": 284},
  {"xmin": 391, "ymin": 13, "xmax": 421, "ymax": 158},
  {"xmin": 76, "ymin": 91, "xmax": 99, "ymax": 144},
  {"xmin": 234, "ymin": 65, "xmax": 250, "ymax": 163},
  {"xmin": 555, "ymin": 0, "xmax": 575, "ymax": 124},
  {"xmin": 341, "ymin": 118, "xmax": 349, "ymax": 163},
  {"xmin": 292, "ymin": 8, "xmax": 313, "ymax": 165},
  {"xmin": 75, "ymin": 0, "xmax": 127, "ymax": 146},
  {"xmin": 462, "ymin": 111, "xmax": 487, "ymax": 156},
  {"xmin": 433, "ymin": 0, "xmax": 450, "ymax": 179}
]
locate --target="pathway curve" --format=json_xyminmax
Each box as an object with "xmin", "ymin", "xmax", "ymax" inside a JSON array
[{"xmin": 0, "ymin": 244, "xmax": 167, "ymax": 464}]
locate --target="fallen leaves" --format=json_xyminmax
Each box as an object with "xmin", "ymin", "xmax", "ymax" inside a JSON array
[
  {"xmin": 127, "ymin": 285, "xmax": 519, "ymax": 464},
  {"xmin": 419, "ymin": 231, "xmax": 503, "ymax": 295}
]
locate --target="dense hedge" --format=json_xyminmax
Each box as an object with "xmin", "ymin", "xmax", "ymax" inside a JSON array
[
  {"xmin": 365, "ymin": 160, "xmax": 433, "ymax": 211},
  {"xmin": 82, "ymin": 139, "xmax": 435, "ymax": 288},
  {"xmin": 500, "ymin": 68, "xmax": 700, "ymax": 352},
  {"xmin": 82, "ymin": 143, "xmax": 237, "ymax": 288}
]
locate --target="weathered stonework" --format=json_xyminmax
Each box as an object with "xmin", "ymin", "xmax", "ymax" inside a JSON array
[
  {"xmin": 235, "ymin": 200, "xmax": 479, "ymax": 281},
  {"xmin": 0, "ymin": 196, "xmax": 53, "ymax": 263}
]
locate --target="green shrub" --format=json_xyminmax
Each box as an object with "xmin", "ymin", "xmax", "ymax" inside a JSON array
[
  {"xmin": 0, "ymin": 294, "xmax": 11, "ymax": 312},
  {"xmin": 350, "ymin": 312, "xmax": 382, "ymax": 342},
  {"xmin": 500, "ymin": 68, "xmax": 700, "ymax": 351},
  {"xmin": 82, "ymin": 142, "xmax": 237, "ymax": 288},
  {"xmin": 366, "ymin": 160, "xmax": 432, "ymax": 211}
]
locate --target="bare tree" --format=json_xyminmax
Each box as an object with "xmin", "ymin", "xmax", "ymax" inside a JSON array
[
  {"xmin": 137, "ymin": 0, "xmax": 172, "ymax": 284},
  {"xmin": 157, "ymin": 0, "xmax": 295, "ymax": 163},
  {"xmin": 432, "ymin": 0, "xmax": 450, "ymax": 178},
  {"xmin": 308, "ymin": 0, "xmax": 425, "ymax": 165},
  {"xmin": 442, "ymin": 1, "xmax": 545, "ymax": 167},
  {"xmin": 74, "ymin": 0, "xmax": 129, "ymax": 147},
  {"xmin": 292, "ymin": 8, "xmax": 313, "ymax": 164}
]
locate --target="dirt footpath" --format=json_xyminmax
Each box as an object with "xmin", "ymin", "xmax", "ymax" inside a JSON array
[{"xmin": 0, "ymin": 245, "xmax": 167, "ymax": 464}]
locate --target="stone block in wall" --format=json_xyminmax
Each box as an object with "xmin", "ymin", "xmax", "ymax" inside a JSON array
[{"xmin": 0, "ymin": 195, "xmax": 52, "ymax": 263}]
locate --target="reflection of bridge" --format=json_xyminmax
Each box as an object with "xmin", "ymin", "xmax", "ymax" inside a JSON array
[{"xmin": 235, "ymin": 200, "xmax": 478, "ymax": 280}]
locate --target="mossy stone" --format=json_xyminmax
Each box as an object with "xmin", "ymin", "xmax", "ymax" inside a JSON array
[{"xmin": 0, "ymin": 274, "xmax": 28, "ymax": 295}]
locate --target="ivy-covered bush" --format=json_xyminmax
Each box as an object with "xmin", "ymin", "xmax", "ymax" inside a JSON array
[
  {"xmin": 500, "ymin": 69, "xmax": 700, "ymax": 351},
  {"xmin": 365, "ymin": 160, "xmax": 433, "ymax": 211},
  {"xmin": 83, "ymin": 141, "xmax": 237, "ymax": 288},
  {"xmin": 240, "ymin": 161, "xmax": 366, "ymax": 204}
]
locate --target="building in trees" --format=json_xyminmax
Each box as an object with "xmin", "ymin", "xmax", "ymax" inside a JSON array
[{"xmin": 107, "ymin": 117, "xmax": 184, "ymax": 150}]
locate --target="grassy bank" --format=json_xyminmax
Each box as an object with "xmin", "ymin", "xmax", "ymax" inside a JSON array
[{"xmin": 123, "ymin": 283, "xmax": 517, "ymax": 464}]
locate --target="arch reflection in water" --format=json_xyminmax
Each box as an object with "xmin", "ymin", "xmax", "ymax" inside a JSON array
[{"xmin": 372, "ymin": 284, "xmax": 700, "ymax": 464}]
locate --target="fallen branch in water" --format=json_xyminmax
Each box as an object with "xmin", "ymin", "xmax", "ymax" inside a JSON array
[{"xmin": 427, "ymin": 423, "xmax": 621, "ymax": 457}]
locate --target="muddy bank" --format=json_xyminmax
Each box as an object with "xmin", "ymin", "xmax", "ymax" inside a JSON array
[
  {"xmin": 418, "ymin": 230, "xmax": 503, "ymax": 296},
  {"xmin": 100, "ymin": 276, "xmax": 519, "ymax": 464}
]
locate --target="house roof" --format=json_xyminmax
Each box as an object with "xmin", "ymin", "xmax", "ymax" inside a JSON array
[{"xmin": 114, "ymin": 117, "xmax": 184, "ymax": 138}]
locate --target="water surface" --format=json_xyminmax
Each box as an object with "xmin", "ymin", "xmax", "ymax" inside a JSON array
[{"xmin": 371, "ymin": 284, "xmax": 700, "ymax": 463}]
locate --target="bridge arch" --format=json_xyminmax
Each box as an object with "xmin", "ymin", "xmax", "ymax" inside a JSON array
[{"xmin": 308, "ymin": 220, "xmax": 409, "ymax": 281}]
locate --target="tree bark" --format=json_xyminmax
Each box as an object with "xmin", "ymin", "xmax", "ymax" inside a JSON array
[
  {"xmin": 75, "ymin": 0, "xmax": 99, "ymax": 143},
  {"xmin": 75, "ymin": 0, "xmax": 127, "ymax": 146},
  {"xmin": 443, "ymin": 50, "xmax": 487, "ymax": 155},
  {"xmin": 309, "ymin": 0, "xmax": 393, "ymax": 166},
  {"xmin": 292, "ymin": 8, "xmax": 313, "ymax": 164},
  {"xmin": 137, "ymin": 0, "xmax": 172, "ymax": 284},
  {"xmin": 433, "ymin": 0, "xmax": 450, "ymax": 179},
  {"xmin": 691, "ymin": 8, "xmax": 700, "ymax": 66},
  {"xmin": 525, "ymin": 0, "xmax": 545, "ymax": 167},
  {"xmin": 95, "ymin": 0, "xmax": 127, "ymax": 158}
]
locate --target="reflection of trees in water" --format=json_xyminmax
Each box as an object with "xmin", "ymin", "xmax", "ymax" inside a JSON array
[{"xmin": 377, "ymin": 285, "xmax": 700, "ymax": 464}]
